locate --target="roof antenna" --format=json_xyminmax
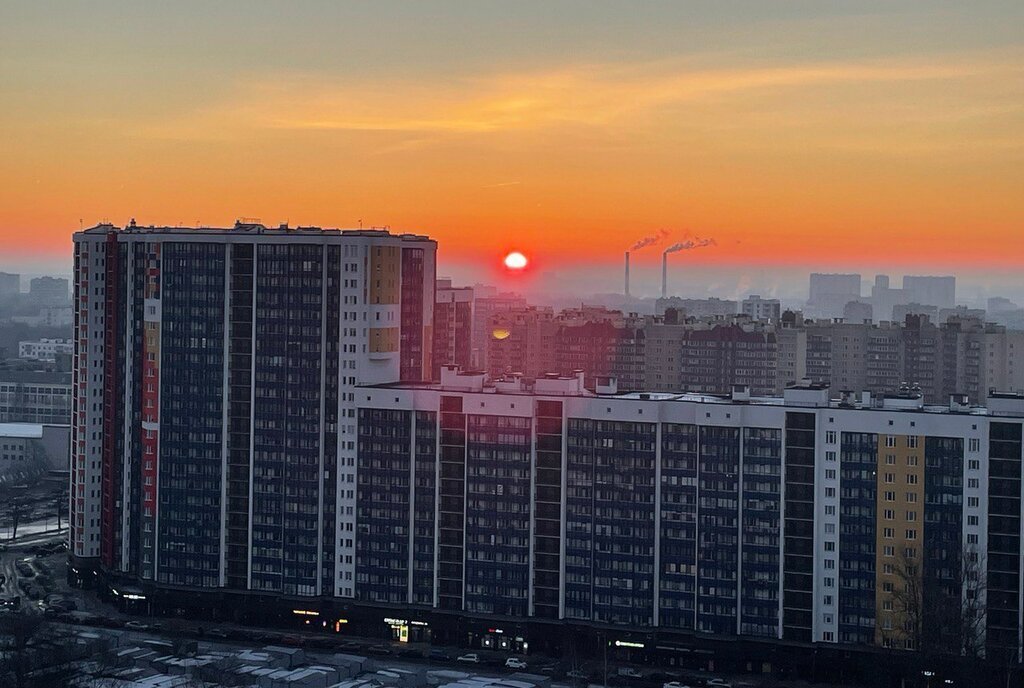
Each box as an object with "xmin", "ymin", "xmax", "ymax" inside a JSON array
[{"xmin": 358, "ymin": 219, "xmax": 363, "ymax": 229}]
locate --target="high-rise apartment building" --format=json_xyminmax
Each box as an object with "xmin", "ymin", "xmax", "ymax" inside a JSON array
[
  {"xmin": 679, "ymin": 324, "xmax": 778, "ymax": 396},
  {"xmin": 655, "ymin": 296, "xmax": 737, "ymax": 319},
  {"xmin": 903, "ymin": 275, "xmax": 956, "ymax": 310},
  {"xmin": 554, "ymin": 320, "xmax": 645, "ymax": 391},
  {"xmin": 470, "ymin": 286, "xmax": 526, "ymax": 371},
  {"xmin": 0, "ymin": 271, "xmax": 20, "ymax": 299},
  {"xmin": 29, "ymin": 275, "xmax": 70, "ymax": 304},
  {"xmin": 348, "ymin": 369, "xmax": 1022, "ymax": 667},
  {"xmin": 486, "ymin": 306, "xmax": 557, "ymax": 380},
  {"xmin": 70, "ymin": 221, "xmax": 436, "ymax": 598},
  {"xmin": 807, "ymin": 273, "xmax": 861, "ymax": 319},
  {"xmin": 432, "ymin": 279, "xmax": 474, "ymax": 379},
  {"xmin": 741, "ymin": 294, "xmax": 782, "ymax": 321}
]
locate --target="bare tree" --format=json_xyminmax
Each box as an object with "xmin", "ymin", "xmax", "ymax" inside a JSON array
[
  {"xmin": 0, "ymin": 612, "xmax": 84, "ymax": 688},
  {"xmin": 8, "ymin": 497, "xmax": 30, "ymax": 541},
  {"xmin": 887, "ymin": 545, "xmax": 986, "ymax": 659},
  {"xmin": 0, "ymin": 612, "xmax": 45, "ymax": 688}
]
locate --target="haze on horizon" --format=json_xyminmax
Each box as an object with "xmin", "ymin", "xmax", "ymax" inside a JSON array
[{"xmin": 1, "ymin": 1, "xmax": 1022, "ymax": 290}]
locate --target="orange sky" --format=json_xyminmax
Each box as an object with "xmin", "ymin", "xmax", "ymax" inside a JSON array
[{"xmin": 1, "ymin": 2, "xmax": 1022, "ymax": 278}]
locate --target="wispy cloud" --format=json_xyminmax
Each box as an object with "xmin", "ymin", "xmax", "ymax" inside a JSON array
[{"xmin": 133, "ymin": 50, "xmax": 1023, "ymax": 141}]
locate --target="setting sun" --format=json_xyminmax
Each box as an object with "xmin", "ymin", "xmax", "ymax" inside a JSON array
[{"xmin": 504, "ymin": 251, "xmax": 528, "ymax": 270}]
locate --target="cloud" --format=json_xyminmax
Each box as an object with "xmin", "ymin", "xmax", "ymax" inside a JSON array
[{"xmin": 134, "ymin": 50, "xmax": 1020, "ymax": 138}]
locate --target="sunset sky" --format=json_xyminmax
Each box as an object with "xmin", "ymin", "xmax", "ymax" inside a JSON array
[{"xmin": 1, "ymin": 1, "xmax": 1022, "ymax": 295}]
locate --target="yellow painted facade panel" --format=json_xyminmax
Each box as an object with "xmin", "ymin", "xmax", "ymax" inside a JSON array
[
  {"xmin": 368, "ymin": 246, "xmax": 400, "ymax": 305},
  {"xmin": 874, "ymin": 434, "xmax": 925, "ymax": 649}
]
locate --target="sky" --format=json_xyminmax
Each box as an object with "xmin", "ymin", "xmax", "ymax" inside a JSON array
[{"xmin": 0, "ymin": 1, "xmax": 1022, "ymax": 298}]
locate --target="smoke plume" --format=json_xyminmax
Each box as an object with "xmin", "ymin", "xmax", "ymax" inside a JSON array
[
  {"xmin": 663, "ymin": 236, "xmax": 716, "ymax": 254},
  {"xmin": 629, "ymin": 228, "xmax": 669, "ymax": 251}
]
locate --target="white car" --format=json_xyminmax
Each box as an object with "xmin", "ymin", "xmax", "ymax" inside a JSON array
[
  {"xmin": 619, "ymin": 668, "xmax": 643, "ymax": 678},
  {"xmin": 457, "ymin": 653, "xmax": 481, "ymax": 664},
  {"xmin": 662, "ymin": 682, "xmax": 693, "ymax": 688},
  {"xmin": 125, "ymin": 621, "xmax": 150, "ymax": 631},
  {"xmin": 567, "ymin": 670, "xmax": 587, "ymax": 679},
  {"xmin": 505, "ymin": 658, "xmax": 527, "ymax": 669},
  {"xmin": 706, "ymin": 680, "xmax": 732, "ymax": 688}
]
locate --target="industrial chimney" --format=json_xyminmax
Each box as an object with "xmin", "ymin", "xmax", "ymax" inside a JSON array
[
  {"xmin": 624, "ymin": 252, "xmax": 630, "ymax": 297},
  {"xmin": 661, "ymin": 252, "xmax": 668, "ymax": 298}
]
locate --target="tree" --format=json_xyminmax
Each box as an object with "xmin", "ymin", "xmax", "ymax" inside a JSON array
[
  {"xmin": 887, "ymin": 545, "xmax": 986, "ymax": 663},
  {"xmin": 6, "ymin": 497, "xmax": 31, "ymax": 541},
  {"xmin": 0, "ymin": 612, "xmax": 45, "ymax": 688}
]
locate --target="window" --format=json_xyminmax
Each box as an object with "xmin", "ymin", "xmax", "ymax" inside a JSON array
[
  {"xmin": 885, "ymin": 436, "xmax": 896, "ymax": 448},
  {"xmin": 825, "ymin": 430, "xmax": 837, "ymax": 444},
  {"xmin": 907, "ymin": 436, "xmax": 919, "ymax": 449},
  {"xmin": 969, "ymin": 438, "xmax": 980, "ymax": 452},
  {"xmin": 906, "ymin": 529, "xmax": 917, "ymax": 540}
]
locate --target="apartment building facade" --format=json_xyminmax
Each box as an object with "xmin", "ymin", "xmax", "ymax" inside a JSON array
[
  {"xmin": 70, "ymin": 221, "xmax": 436, "ymax": 598},
  {"xmin": 82, "ymin": 332, "xmax": 1024, "ymax": 672}
]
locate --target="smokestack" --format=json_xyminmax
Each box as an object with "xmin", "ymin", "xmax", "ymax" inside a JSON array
[
  {"xmin": 624, "ymin": 252, "xmax": 630, "ymax": 297},
  {"xmin": 661, "ymin": 236, "xmax": 716, "ymax": 298},
  {"xmin": 661, "ymin": 252, "xmax": 667, "ymax": 298}
]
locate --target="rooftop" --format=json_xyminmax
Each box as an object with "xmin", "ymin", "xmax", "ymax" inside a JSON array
[
  {"xmin": 369, "ymin": 367, "xmax": 1009, "ymax": 416},
  {"xmin": 79, "ymin": 221, "xmax": 434, "ymax": 243},
  {"xmin": 0, "ymin": 370, "xmax": 72, "ymax": 385}
]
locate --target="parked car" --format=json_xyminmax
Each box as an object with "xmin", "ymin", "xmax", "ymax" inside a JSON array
[
  {"xmin": 367, "ymin": 645, "xmax": 393, "ymax": 656},
  {"xmin": 206, "ymin": 628, "xmax": 230, "ymax": 639},
  {"xmin": 428, "ymin": 649, "xmax": 452, "ymax": 661},
  {"xmin": 706, "ymin": 681, "xmax": 731, "ymax": 688},
  {"xmin": 125, "ymin": 621, "xmax": 151, "ymax": 631},
  {"xmin": 567, "ymin": 670, "xmax": 587, "ymax": 679},
  {"xmin": 505, "ymin": 658, "xmax": 528, "ymax": 670},
  {"xmin": 457, "ymin": 653, "xmax": 481, "ymax": 664},
  {"xmin": 618, "ymin": 668, "xmax": 643, "ymax": 679},
  {"xmin": 662, "ymin": 682, "xmax": 693, "ymax": 688}
]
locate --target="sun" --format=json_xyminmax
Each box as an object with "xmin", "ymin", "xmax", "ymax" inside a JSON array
[{"xmin": 504, "ymin": 251, "xmax": 528, "ymax": 270}]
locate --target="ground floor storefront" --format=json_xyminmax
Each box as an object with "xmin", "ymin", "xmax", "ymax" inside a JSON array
[{"xmin": 68, "ymin": 561, "xmax": 1011, "ymax": 687}]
